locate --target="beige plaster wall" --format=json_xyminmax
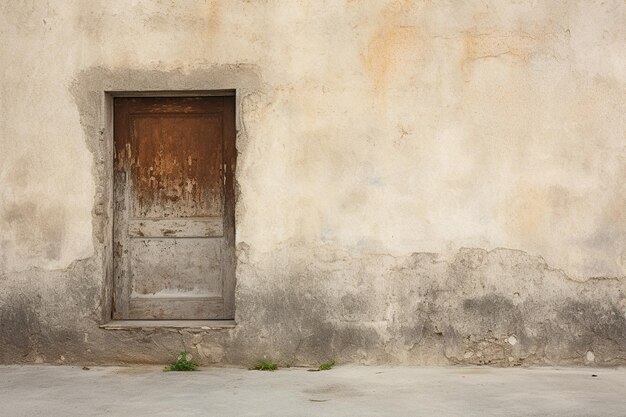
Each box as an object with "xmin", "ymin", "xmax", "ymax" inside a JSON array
[
  {"xmin": 0, "ymin": 0, "xmax": 625, "ymax": 366},
  {"xmin": 2, "ymin": 0, "xmax": 625, "ymax": 277}
]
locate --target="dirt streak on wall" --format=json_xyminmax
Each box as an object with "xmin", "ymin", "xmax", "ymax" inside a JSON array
[{"xmin": 1, "ymin": 246, "xmax": 625, "ymax": 366}]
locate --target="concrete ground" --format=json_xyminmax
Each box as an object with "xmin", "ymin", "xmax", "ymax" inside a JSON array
[{"xmin": 1, "ymin": 365, "xmax": 625, "ymax": 417}]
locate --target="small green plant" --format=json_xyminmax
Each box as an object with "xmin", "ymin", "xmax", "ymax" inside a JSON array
[
  {"xmin": 318, "ymin": 359, "xmax": 336, "ymax": 371},
  {"xmin": 249, "ymin": 359, "xmax": 278, "ymax": 371},
  {"xmin": 165, "ymin": 351, "xmax": 198, "ymax": 372}
]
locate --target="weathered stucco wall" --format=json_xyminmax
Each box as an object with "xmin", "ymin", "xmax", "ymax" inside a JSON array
[{"xmin": 1, "ymin": 0, "xmax": 625, "ymax": 366}]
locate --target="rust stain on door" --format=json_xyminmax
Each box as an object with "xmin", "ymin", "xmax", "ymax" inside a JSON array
[{"xmin": 131, "ymin": 114, "xmax": 223, "ymax": 218}]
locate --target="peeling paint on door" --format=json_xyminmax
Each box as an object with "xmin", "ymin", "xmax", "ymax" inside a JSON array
[{"xmin": 113, "ymin": 96, "xmax": 236, "ymax": 320}]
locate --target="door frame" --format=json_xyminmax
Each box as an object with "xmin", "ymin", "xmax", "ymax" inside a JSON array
[{"xmin": 101, "ymin": 90, "xmax": 238, "ymax": 323}]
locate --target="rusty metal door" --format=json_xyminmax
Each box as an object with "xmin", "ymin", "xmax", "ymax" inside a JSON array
[{"xmin": 113, "ymin": 96, "xmax": 236, "ymax": 320}]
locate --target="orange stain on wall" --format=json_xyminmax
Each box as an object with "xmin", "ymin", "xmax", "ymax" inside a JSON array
[
  {"xmin": 360, "ymin": 0, "xmax": 423, "ymax": 93},
  {"xmin": 505, "ymin": 186, "xmax": 550, "ymax": 242}
]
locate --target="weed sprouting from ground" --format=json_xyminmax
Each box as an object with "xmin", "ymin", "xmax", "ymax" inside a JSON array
[
  {"xmin": 165, "ymin": 352, "xmax": 198, "ymax": 372},
  {"xmin": 318, "ymin": 359, "xmax": 335, "ymax": 371},
  {"xmin": 249, "ymin": 359, "xmax": 278, "ymax": 371}
]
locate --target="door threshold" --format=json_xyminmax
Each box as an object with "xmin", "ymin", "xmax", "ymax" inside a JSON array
[{"xmin": 100, "ymin": 320, "xmax": 236, "ymax": 330}]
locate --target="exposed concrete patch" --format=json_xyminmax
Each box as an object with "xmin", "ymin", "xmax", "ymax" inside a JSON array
[
  {"xmin": 1, "ymin": 244, "xmax": 625, "ymax": 366},
  {"xmin": 226, "ymin": 246, "xmax": 626, "ymax": 367}
]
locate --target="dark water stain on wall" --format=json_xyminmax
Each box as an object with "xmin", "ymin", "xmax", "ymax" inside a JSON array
[{"xmin": 0, "ymin": 294, "xmax": 42, "ymax": 361}]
